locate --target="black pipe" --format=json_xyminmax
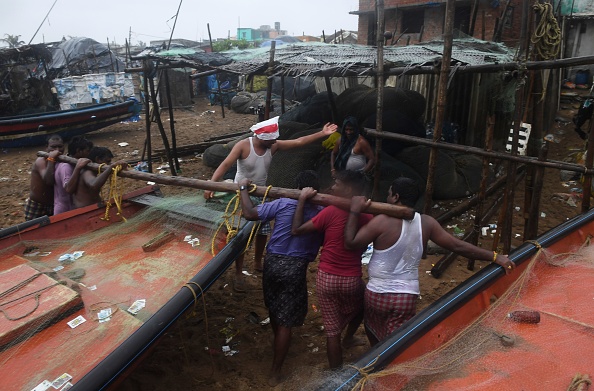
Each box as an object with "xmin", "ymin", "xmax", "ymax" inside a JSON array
[
  {"xmin": 322, "ymin": 207, "xmax": 594, "ymax": 390},
  {"xmin": 0, "ymin": 215, "xmax": 51, "ymax": 239},
  {"xmin": 71, "ymin": 221, "xmax": 254, "ymax": 390}
]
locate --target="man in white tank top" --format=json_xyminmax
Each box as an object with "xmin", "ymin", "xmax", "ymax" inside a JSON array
[
  {"xmin": 203, "ymin": 117, "xmax": 338, "ymax": 292},
  {"xmin": 344, "ymin": 177, "xmax": 516, "ymax": 345}
]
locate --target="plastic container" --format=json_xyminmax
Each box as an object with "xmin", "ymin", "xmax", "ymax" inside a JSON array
[{"xmin": 575, "ymin": 69, "xmax": 590, "ymax": 85}]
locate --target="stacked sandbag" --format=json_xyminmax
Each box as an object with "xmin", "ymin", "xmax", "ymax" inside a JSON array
[
  {"xmin": 279, "ymin": 92, "xmax": 335, "ymax": 125},
  {"xmin": 396, "ymin": 146, "xmax": 486, "ymax": 199}
]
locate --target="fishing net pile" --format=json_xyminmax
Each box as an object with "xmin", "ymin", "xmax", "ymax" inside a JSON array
[{"xmin": 296, "ymin": 240, "xmax": 594, "ymax": 390}]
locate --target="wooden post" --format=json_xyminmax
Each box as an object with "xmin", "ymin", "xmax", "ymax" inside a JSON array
[
  {"xmin": 147, "ymin": 74, "xmax": 176, "ymax": 176},
  {"xmin": 423, "ymin": 0, "xmax": 455, "ymax": 215},
  {"xmin": 482, "ymin": 10, "xmax": 486, "ymax": 40},
  {"xmin": 467, "ymin": 114, "xmax": 495, "ymax": 270},
  {"xmin": 264, "ymin": 40, "xmax": 276, "ymax": 120},
  {"xmin": 163, "ymin": 70, "xmax": 180, "ymax": 172},
  {"xmin": 372, "ymin": 0, "xmax": 385, "ymax": 200},
  {"xmin": 142, "ymin": 60, "xmax": 153, "ymax": 173},
  {"xmin": 106, "ymin": 38, "xmax": 116, "ymax": 73},
  {"xmin": 281, "ymin": 74, "xmax": 286, "ymax": 114},
  {"xmin": 469, "ymin": 0, "xmax": 479, "ymax": 36},
  {"xmin": 207, "ymin": 23, "xmax": 226, "ymax": 118},
  {"xmin": 525, "ymin": 140, "xmax": 548, "ymax": 238},
  {"xmin": 582, "ymin": 117, "xmax": 594, "ymax": 212},
  {"xmin": 324, "ymin": 76, "xmax": 337, "ymax": 123},
  {"xmin": 322, "ymin": 30, "xmax": 326, "ymax": 43}
]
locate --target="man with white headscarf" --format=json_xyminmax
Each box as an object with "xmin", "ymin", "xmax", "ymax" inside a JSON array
[{"xmin": 204, "ymin": 117, "xmax": 337, "ymax": 292}]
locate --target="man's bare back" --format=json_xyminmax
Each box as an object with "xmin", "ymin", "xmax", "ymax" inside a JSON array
[{"xmin": 29, "ymin": 138, "xmax": 64, "ymax": 204}]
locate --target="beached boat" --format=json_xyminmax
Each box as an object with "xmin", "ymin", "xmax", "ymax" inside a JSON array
[
  {"xmin": 324, "ymin": 208, "xmax": 594, "ymax": 391},
  {"xmin": 0, "ymin": 99, "xmax": 141, "ymax": 148},
  {"xmin": 0, "ymin": 185, "xmax": 252, "ymax": 391}
]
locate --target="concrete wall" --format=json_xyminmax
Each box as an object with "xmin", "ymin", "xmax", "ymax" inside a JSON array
[{"xmin": 564, "ymin": 18, "xmax": 594, "ymax": 84}]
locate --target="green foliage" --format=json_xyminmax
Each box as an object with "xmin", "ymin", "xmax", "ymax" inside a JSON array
[{"xmin": 212, "ymin": 39, "xmax": 251, "ymax": 52}]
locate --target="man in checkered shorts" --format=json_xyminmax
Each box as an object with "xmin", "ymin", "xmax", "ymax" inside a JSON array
[
  {"xmin": 344, "ymin": 177, "xmax": 517, "ymax": 346},
  {"xmin": 292, "ymin": 170, "xmax": 372, "ymax": 369}
]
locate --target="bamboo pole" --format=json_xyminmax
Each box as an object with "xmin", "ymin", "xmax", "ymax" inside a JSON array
[
  {"xmin": 373, "ymin": 0, "xmax": 385, "ymax": 200},
  {"xmin": 469, "ymin": 0, "xmax": 479, "ymax": 36},
  {"xmin": 467, "ymin": 114, "xmax": 495, "ymax": 270},
  {"xmin": 207, "ymin": 23, "xmax": 225, "ymax": 118},
  {"xmin": 142, "ymin": 60, "xmax": 152, "ymax": 173},
  {"xmin": 365, "ymin": 129, "xmax": 590, "ymax": 173},
  {"xmin": 264, "ymin": 40, "xmax": 276, "ymax": 120},
  {"xmin": 525, "ymin": 141, "xmax": 548, "ymax": 239},
  {"xmin": 163, "ymin": 70, "xmax": 180, "ymax": 173},
  {"xmin": 581, "ymin": 117, "xmax": 594, "ymax": 212},
  {"xmin": 147, "ymin": 75, "xmax": 176, "ymax": 176},
  {"xmin": 37, "ymin": 153, "xmax": 415, "ymax": 220},
  {"xmin": 423, "ymin": 0, "xmax": 455, "ymax": 215}
]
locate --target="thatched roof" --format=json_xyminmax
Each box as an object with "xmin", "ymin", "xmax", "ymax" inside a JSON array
[{"xmin": 0, "ymin": 44, "xmax": 52, "ymax": 68}]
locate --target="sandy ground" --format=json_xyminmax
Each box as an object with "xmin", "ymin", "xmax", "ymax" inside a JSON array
[{"xmin": 0, "ymin": 96, "xmax": 585, "ymax": 390}]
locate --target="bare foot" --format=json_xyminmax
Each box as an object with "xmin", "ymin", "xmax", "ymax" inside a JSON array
[
  {"xmin": 268, "ymin": 373, "xmax": 282, "ymax": 387},
  {"xmin": 233, "ymin": 275, "xmax": 246, "ymax": 293},
  {"xmin": 342, "ymin": 336, "xmax": 366, "ymax": 349}
]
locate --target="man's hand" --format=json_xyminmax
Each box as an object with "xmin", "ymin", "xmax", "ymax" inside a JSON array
[
  {"xmin": 203, "ymin": 189, "xmax": 214, "ymax": 199},
  {"xmin": 494, "ymin": 254, "xmax": 516, "ymax": 275},
  {"xmin": 321, "ymin": 123, "xmax": 338, "ymax": 136},
  {"xmin": 238, "ymin": 178, "xmax": 251, "ymax": 188},
  {"xmin": 350, "ymin": 196, "xmax": 371, "ymax": 213},
  {"xmin": 48, "ymin": 150, "xmax": 62, "ymax": 159},
  {"xmin": 110, "ymin": 160, "xmax": 127, "ymax": 170},
  {"xmin": 76, "ymin": 158, "xmax": 91, "ymax": 169},
  {"xmin": 299, "ymin": 187, "xmax": 317, "ymax": 200}
]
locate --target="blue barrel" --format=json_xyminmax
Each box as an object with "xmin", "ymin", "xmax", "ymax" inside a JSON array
[{"xmin": 576, "ymin": 69, "xmax": 590, "ymax": 85}]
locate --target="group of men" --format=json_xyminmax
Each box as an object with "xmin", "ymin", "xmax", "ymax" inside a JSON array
[
  {"xmin": 205, "ymin": 117, "xmax": 516, "ymax": 385},
  {"xmin": 25, "ymin": 134, "xmax": 123, "ymax": 221}
]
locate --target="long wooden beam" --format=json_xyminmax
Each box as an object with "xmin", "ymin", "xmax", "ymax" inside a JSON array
[
  {"xmin": 39, "ymin": 152, "xmax": 415, "ymax": 220},
  {"xmin": 365, "ymin": 129, "xmax": 592, "ymax": 174}
]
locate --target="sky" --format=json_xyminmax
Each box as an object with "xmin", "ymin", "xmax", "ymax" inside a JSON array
[{"xmin": 1, "ymin": 0, "xmax": 360, "ymax": 46}]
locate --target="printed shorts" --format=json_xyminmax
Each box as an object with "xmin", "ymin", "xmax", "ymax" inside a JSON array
[
  {"xmin": 263, "ymin": 253, "xmax": 310, "ymax": 327},
  {"xmin": 364, "ymin": 289, "xmax": 417, "ymax": 341},
  {"xmin": 316, "ymin": 270, "xmax": 364, "ymax": 337}
]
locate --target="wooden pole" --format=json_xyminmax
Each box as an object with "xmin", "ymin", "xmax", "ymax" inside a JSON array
[
  {"xmin": 142, "ymin": 60, "xmax": 153, "ymax": 173},
  {"xmin": 324, "ymin": 76, "xmax": 338, "ymax": 123},
  {"xmin": 106, "ymin": 38, "xmax": 116, "ymax": 73},
  {"xmin": 264, "ymin": 40, "xmax": 276, "ymax": 120},
  {"xmin": 365, "ymin": 129, "xmax": 592, "ymax": 173},
  {"xmin": 147, "ymin": 75, "xmax": 176, "ymax": 176},
  {"xmin": 581, "ymin": 117, "xmax": 594, "ymax": 212},
  {"xmin": 38, "ymin": 152, "xmax": 415, "ymax": 220},
  {"xmin": 373, "ymin": 0, "xmax": 385, "ymax": 200},
  {"xmin": 423, "ymin": 0, "xmax": 455, "ymax": 215},
  {"xmin": 525, "ymin": 141, "xmax": 548, "ymax": 239},
  {"xmin": 163, "ymin": 70, "xmax": 180, "ymax": 172},
  {"xmin": 481, "ymin": 10, "xmax": 486, "ymax": 40},
  {"xmin": 322, "ymin": 30, "xmax": 326, "ymax": 43},
  {"xmin": 469, "ymin": 0, "xmax": 479, "ymax": 36},
  {"xmin": 281, "ymin": 74, "xmax": 286, "ymax": 114},
  {"xmin": 467, "ymin": 114, "xmax": 495, "ymax": 270},
  {"xmin": 207, "ymin": 23, "xmax": 226, "ymax": 118}
]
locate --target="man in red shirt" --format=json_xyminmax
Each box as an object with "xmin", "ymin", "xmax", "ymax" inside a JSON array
[{"xmin": 292, "ymin": 170, "xmax": 371, "ymax": 369}]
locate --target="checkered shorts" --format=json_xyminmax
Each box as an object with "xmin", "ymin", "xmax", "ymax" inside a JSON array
[
  {"xmin": 316, "ymin": 270, "xmax": 364, "ymax": 337},
  {"xmin": 23, "ymin": 198, "xmax": 53, "ymax": 221},
  {"xmin": 364, "ymin": 289, "xmax": 417, "ymax": 341}
]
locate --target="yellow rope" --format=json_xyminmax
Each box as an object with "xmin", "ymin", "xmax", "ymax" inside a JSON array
[
  {"xmin": 182, "ymin": 281, "xmax": 215, "ymax": 377},
  {"xmin": 100, "ymin": 164, "xmax": 127, "ymax": 222},
  {"xmin": 567, "ymin": 374, "xmax": 592, "ymax": 391},
  {"xmin": 210, "ymin": 184, "xmax": 273, "ymax": 256},
  {"xmin": 531, "ymin": 2, "xmax": 561, "ymax": 60}
]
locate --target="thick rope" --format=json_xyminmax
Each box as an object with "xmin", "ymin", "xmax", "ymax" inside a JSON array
[
  {"xmin": 531, "ymin": 2, "xmax": 561, "ymax": 60},
  {"xmin": 182, "ymin": 281, "xmax": 215, "ymax": 377},
  {"xmin": 100, "ymin": 164, "xmax": 127, "ymax": 222},
  {"xmin": 567, "ymin": 374, "xmax": 592, "ymax": 391}
]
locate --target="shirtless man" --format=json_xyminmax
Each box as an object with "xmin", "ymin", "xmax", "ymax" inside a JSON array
[
  {"xmin": 344, "ymin": 177, "xmax": 516, "ymax": 345},
  {"xmin": 330, "ymin": 117, "xmax": 374, "ymax": 176},
  {"xmin": 24, "ymin": 135, "xmax": 64, "ymax": 220},
  {"xmin": 73, "ymin": 147, "xmax": 124, "ymax": 209},
  {"xmin": 203, "ymin": 117, "xmax": 337, "ymax": 291},
  {"xmin": 54, "ymin": 136, "xmax": 93, "ymax": 215}
]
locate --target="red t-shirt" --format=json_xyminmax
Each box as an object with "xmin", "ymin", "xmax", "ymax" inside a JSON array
[{"xmin": 311, "ymin": 205, "xmax": 372, "ymax": 277}]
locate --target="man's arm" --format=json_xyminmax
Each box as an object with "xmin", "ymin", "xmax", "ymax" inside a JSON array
[
  {"xmin": 359, "ymin": 138, "xmax": 375, "ymax": 173},
  {"xmin": 237, "ymin": 179, "xmax": 259, "ymax": 221},
  {"xmin": 344, "ymin": 196, "xmax": 378, "ymax": 250},
  {"xmin": 203, "ymin": 141, "xmax": 245, "ymax": 199},
  {"xmin": 40, "ymin": 150, "xmax": 61, "ymax": 185},
  {"xmin": 83, "ymin": 163, "xmax": 116, "ymax": 192},
  {"xmin": 275, "ymin": 123, "xmax": 338, "ymax": 151},
  {"xmin": 424, "ymin": 215, "xmax": 516, "ymax": 274},
  {"xmin": 65, "ymin": 158, "xmax": 91, "ymax": 194},
  {"xmin": 291, "ymin": 187, "xmax": 319, "ymax": 235},
  {"xmin": 330, "ymin": 137, "xmax": 341, "ymax": 175}
]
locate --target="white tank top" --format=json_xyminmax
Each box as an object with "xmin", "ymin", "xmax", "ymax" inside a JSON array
[
  {"xmin": 367, "ymin": 213, "xmax": 423, "ymax": 295},
  {"xmin": 234, "ymin": 137, "xmax": 273, "ymax": 186},
  {"xmin": 345, "ymin": 148, "xmax": 367, "ymax": 172}
]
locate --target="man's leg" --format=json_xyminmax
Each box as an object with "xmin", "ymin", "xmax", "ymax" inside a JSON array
[
  {"xmin": 326, "ymin": 335, "xmax": 343, "ymax": 368},
  {"xmin": 364, "ymin": 324, "xmax": 379, "ymax": 347},
  {"xmin": 342, "ymin": 309, "xmax": 366, "ymax": 348},
  {"xmin": 233, "ymin": 253, "xmax": 245, "ymax": 292},
  {"xmin": 269, "ymin": 317, "xmax": 292, "ymax": 385},
  {"xmin": 254, "ymin": 234, "xmax": 267, "ymax": 272}
]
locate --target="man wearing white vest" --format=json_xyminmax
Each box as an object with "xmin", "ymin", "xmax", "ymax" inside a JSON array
[
  {"xmin": 204, "ymin": 117, "xmax": 337, "ymax": 292},
  {"xmin": 344, "ymin": 176, "xmax": 516, "ymax": 345}
]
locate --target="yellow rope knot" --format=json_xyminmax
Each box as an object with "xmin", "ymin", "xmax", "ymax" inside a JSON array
[
  {"xmin": 349, "ymin": 356, "xmax": 380, "ymax": 391},
  {"xmin": 99, "ymin": 164, "xmax": 128, "ymax": 222}
]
